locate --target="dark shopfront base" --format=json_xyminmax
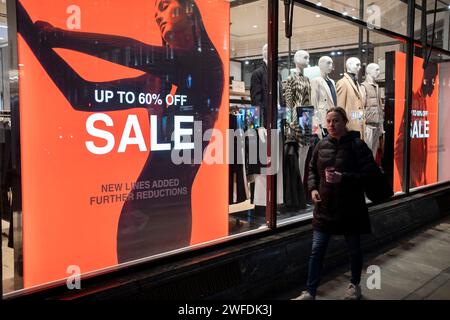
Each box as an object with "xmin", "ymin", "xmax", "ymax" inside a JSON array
[{"xmin": 10, "ymin": 184, "xmax": 450, "ymax": 301}]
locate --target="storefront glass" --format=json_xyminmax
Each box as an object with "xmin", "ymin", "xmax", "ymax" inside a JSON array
[
  {"xmin": 275, "ymin": 2, "xmax": 408, "ymax": 225},
  {"xmin": 0, "ymin": 0, "xmax": 274, "ymax": 297},
  {"xmin": 229, "ymin": 0, "xmax": 269, "ymax": 235},
  {"xmin": 407, "ymin": 48, "xmax": 450, "ymax": 190},
  {"xmin": 415, "ymin": 0, "xmax": 450, "ymax": 52},
  {"xmin": 2, "ymin": 0, "xmax": 450, "ymax": 298},
  {"xmin": 302, "ymin": 0, "xmax": 409, "ymax": 36}
]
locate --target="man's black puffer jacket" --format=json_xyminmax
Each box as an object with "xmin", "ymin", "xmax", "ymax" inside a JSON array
[{"xmin": 308, "ymin": 131, "xmax": 380, "ymax": 235}]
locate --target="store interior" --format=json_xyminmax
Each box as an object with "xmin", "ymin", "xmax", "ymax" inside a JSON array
[{"xmin": 227, "ymin": 0, "xmax": 411, "ymax": 232}]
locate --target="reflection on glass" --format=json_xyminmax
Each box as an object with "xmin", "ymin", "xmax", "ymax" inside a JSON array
[
  {"xmin": 408, "ymin": 50, "xmax": 450, "ymax": 190},
  {"xmin": 303, "ymin": 0, "xmax": 408, "ymax": 35},
  {"xmin": 228, "ymin": 0, "xmax": 269, "ymax": 235},
  {"xmin": 414, "ymin": 0, "xmax": 450, "ymax": 51}
]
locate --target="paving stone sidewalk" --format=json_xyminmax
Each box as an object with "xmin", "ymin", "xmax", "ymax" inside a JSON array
[{"xmin": 275, "ymin": 216, "xmax": 450, "ymax": 300}]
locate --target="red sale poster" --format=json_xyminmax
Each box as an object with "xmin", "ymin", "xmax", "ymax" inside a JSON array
[{"xmin": 17, "ymin": 0, "xmax": 229, "ymax": 288}]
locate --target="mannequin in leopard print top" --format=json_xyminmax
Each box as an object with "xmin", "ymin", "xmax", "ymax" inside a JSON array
[{"xmin": 284, "ymin": 50, "xmax": 312, "ymax": 146}]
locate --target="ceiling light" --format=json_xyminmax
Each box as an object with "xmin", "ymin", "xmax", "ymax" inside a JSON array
[
  {"xmin": 331, "ymin": 52, "xmax": 336, "ymax": 56},
  {"xmin": 316, "ymin": 14, "xmax": 321, "ymax": 18},
  {"xmin": 316, "ymin": 2, "xmax": 322, "ymax": 6},
  {"xmin": 245, "ymin": 60, "xmax": 250, "ymax": 65},
  {"xmin": 343, "ymin": 11, "xmax": 348, "ymax": 16},
  {"xmin": 252, "ymin": 25, "xmax": 258, "ymax": 28}
]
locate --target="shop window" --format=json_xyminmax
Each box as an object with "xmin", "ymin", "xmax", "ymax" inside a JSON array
[
  {"xmin": 229, "ymin": 0, "xmax": 269, "ymax": 234},
  {"xmin": 3, "ymin": 0, "xmax": 268, "ymax": 296},
  {"xmin": 408, "ymin": 48, "xmax": 450, "ymax": 190},
  {"xmin": 275, "ymin": 3, "xmax": 407, "ymax": 226},
  {"xmin": 415, "ymin": 0, "xmax": 450, "ymax": 52}
]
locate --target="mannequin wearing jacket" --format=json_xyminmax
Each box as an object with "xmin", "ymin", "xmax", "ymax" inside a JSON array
[
  {"xmin": 250, "ymin": 44, "xmax": 285, "ymax": 129},
  {"xmin": 336, "ymin": 57, "xmax": 365, "ymax": 140},
  {"xmin": 283, "ymin": 50, "xmax": 313, "ymax": 206},
  {"xmin": 360, "ymin": 63, "xmax": 384, "ymax": 158},
  {"xmin": 310, "ymin": 56, "xmax": 337, "ymax": 138},
  {"xmin": 284, "ymin": 50, "xmax": 311, "ymax": 144},
  {"xmin": 250, "ymin": 44, "xmax": 284, "ymax": 210}
]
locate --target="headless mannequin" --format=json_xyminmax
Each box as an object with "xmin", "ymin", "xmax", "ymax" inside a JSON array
[
  {"xmin": 361, "ymin": 63, "xmax": 384, "ymax": 158},
  {"xmin": 310, "ymin": 56, "xmax": 337, "ymax": 138},
  {"xmin": 336, "ymin": 57, "xmax": 365, "ymax": 139}
]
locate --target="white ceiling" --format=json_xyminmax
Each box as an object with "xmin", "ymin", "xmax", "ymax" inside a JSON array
[
  {"xmin": 229, "ymin": 0, "xmax": 436, "ymax": 58},
  {"xmin": 230, "ymin": 0, "xmax": 343, "ymax": 38},
  {"xmin": 230, "ymin": 0, "xmax": 408, "ymax": 38}
]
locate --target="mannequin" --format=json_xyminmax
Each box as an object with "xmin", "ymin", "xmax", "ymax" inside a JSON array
[
  {"xmin": 336, "ymin": 57, "xmax": 365, "ymax": 139},
  {"xmin": 361, "ymin": 63, "xmax": 384, "ymax": 158},
  {"xmin": 250, "ymin": 44, "xmax": 285, "ymax": 128},
  {"xmin": 284, "ymin": 50, "xmax": 312, "ymax": 144},
  {"xmin": 283, "ymin": 50, "xmax": 312, "ymax": 208},
  {"xmin": 250, "ymin": 44, "xmax": 284, "ymax": 211},
  {"xmin": 310, "ymin": 56, "xmax": 337, "ymax": 138}
]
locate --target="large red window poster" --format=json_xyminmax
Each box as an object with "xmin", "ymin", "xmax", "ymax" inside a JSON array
[
  {"xmin": 17, "ymin": 0, "xmax": 229, "ymax": 288},
  {"xmin": 393, "ymin": 52, "xmax": 439, "ymax": 192}
]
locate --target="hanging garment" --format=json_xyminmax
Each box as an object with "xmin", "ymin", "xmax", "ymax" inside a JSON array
[
  {"xmin": 229, "ymin": 114, "xmax": 249, "ymax": 204},
  {"xmin": 253, "ymin": 130, "xmax": 284, "ymax": 206},
  {"xmin": 361, "ymin": 81, "xmax": 384, "ymax": 158},
  {"xmin": 0, "ymin": 121, "xmax": 12, "ymax": 222},
  {"xmin": 0, "ymin": 120, "xmax": 13, "ymax": 248},
  {"xmin": 283, "ymin": 138, "xmax": 307, "ymax": 210},
  {"xmin": 250, "ymin": 63, "xmax": 285, "ymax": 128}
]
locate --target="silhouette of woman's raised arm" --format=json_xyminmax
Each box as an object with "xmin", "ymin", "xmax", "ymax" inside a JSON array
[{"xmin": 17, "ymin": 1, "xmax": 188, "ymax": 111}]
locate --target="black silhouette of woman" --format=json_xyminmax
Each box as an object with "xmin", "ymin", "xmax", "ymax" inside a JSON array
[{"xmin": 17, "ymin": 0, "xmax": 224, "ymax": 263}]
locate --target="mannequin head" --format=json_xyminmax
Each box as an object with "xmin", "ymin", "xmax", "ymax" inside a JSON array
[
  {"xmin": 294, "ymin": 50, "xmax": 310, "ymax": 71},
  {"xmin": 346, "ymin": 57, "xmax": 362, "ymax": 75},
  {"xmin": 262, "ymin": 44, "xmax": 268, "ymax": 64},
  {"xmin": 366, "ymin": 63, "xmax": 381, "ymax": 81},
  {"xmin": 318, "ymin": 56, "xmax": 334, "ymax": 76}
]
